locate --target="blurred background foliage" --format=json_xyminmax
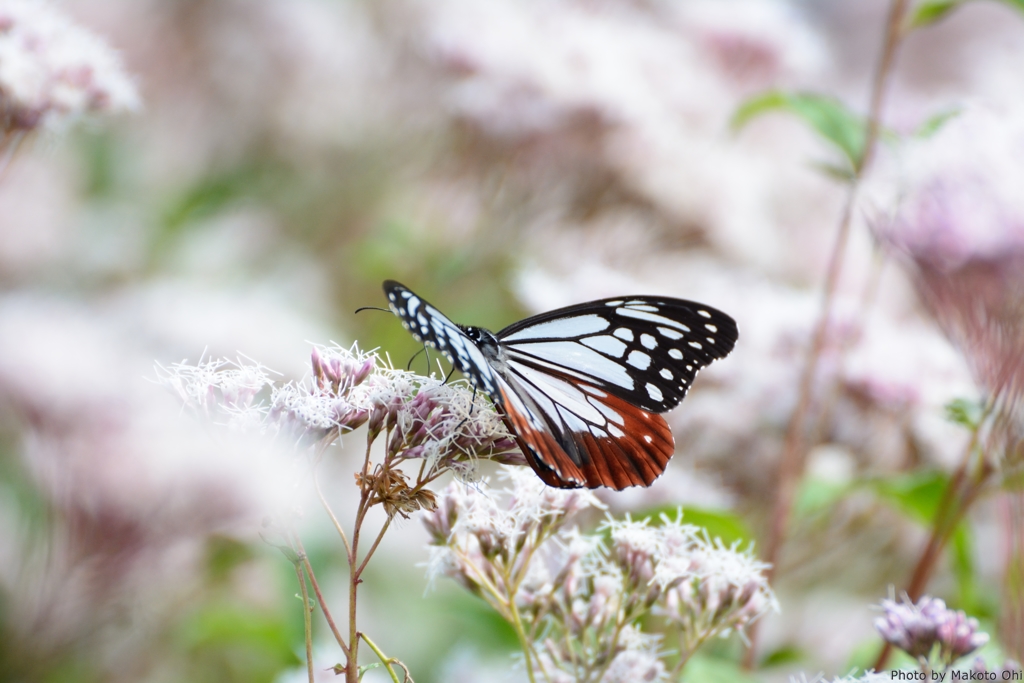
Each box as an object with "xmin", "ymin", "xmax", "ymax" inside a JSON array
[{"xmin": 1, "ymin": 0, "xmax": 1023, "ymax": 681}]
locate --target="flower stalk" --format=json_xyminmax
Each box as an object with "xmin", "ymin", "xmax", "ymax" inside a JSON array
[
  {"xmin": 158, "ymin": 343, "xmax": 519, "ymax": 682},
  {"xmin": 754, "ymin": 0, "xmax": 911, "ymax": 665}
]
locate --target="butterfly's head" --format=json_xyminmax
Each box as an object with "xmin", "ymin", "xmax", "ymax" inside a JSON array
[{"xmin": 460, "ymin": 325, "xmax": 502, "ymax": 362}]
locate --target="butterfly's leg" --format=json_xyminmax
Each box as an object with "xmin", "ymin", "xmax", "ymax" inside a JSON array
[
  {"xmin": 406, "ymin": 346, "xmax": 426, "ymax": 371},
  {"xmin": 453, "ymin": 385, "xmax": 478, "ymax": 433}
]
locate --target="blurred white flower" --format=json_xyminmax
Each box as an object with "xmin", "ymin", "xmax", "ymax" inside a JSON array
[
  {"xmin": 0, "ymin": 0, "xmax": 139, "ymax": 134},
  {"xmin": 408, "ymin": 0, "xmax": 835, "ymax": 275},
  {"xmin": 790, "ymin": 673, "xmax": 891, "ymax": 683},
  {"xmin": 601, "ymin": 630, "xmax": 667, "ymax": 683}
]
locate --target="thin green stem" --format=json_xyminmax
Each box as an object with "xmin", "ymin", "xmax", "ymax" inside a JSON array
[
  {"xmin": 360, "ymin": 633, "xmax": 406, "ymax": 683},
  {"xmin": 293, "ymin": 534, "xmax": 349, "ymax": 656},
  {"xmin": 315, "ymin": 470, "xmax": 352, "ymax": 557},
  {"xmin": 507, "ymin": 595, "xmax": 538, "ymax": 683},
  {"xmin": 295, "ymin": 561, "xmax": 315, "ymax": 683}
]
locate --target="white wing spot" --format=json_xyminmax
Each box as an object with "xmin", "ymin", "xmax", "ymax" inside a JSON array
[
  {"xmin": 706, "ymin": 337, "xmax": 716, "ymax": 344},
  {"xmin": 627, "ymin": 350, "xmax": 651, "ymax": 370},
  {"xmin": 686, "ymin": 365, "xmax": 693, "ymax": 371},
  {"xmin": 626, "ymin": 304, "xmax": 659, "ymax": 313},
  {"xmin": 697, "ymin": 310, "xmax": 711, "ymax": 318},
  {"xmin": 407, "ymin": 296, "xmax": 421, "ymax": 315},
  {"xmin": 581, "ymin": 385, "xmax": 607, "ymax": 398},
  {"xmin": 510, "ymin": 341, "xmax": 634, "ymax": 389},
  {"xmin": 705, "ymin": 323, "xmax": 718, "ymax": 332},
  {"xmin": 669, "ymin": 349, "xmax": 683, "ymax": 360},
  {"xmin": 608, "ymin": 424, "xmax": 625, "ymax": 438},
  {"xmin": 388, "ymin": 292, "xmax": 396, "ymax": 300},
  {"xmin": 401, "ymin": 291, "xmax": 412, "ymax": 299},
  {"xmin": 605, "ymin": 300, "xmax": 624, "ymax": 306},
  {"xmin": 657, "ymin": 326, "xmax": 683, "ymax": 340},
  {"xmin": 614, "ymin": 327, "xmax": 634, "ymax": 342},
  {"xmin": 502, "ymin": 314, "xmax": 610, "ymax": 342},
  {"xmin": 688, "ymin": 341, "xmax": 702, "ymax": 349},
  {"xmin": 660, "ymin": 368, "xmax": 673, "ymax": 380},
  {"xmin": 581, "ymin": 335, "xmax": 627, "ymax": 357},
  {"xmin": 646, "ymin": 383, "xmax": 663, "ymax": 401},
  {"xmin": 640, "ymin": 333, "xmax": 657, "ymax": 349},
  {"xmin": 643, "ymin": 435, "xmax": 653, "ymax": 443},
  {"xmin": 589, "ymin": 398, "xmax": 625, "ymax": 425}
]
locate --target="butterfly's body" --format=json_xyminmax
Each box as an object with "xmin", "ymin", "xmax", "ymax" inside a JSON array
[{"xmin": 383, "ymin": 280, "xmax": 737, "ymax": 490}]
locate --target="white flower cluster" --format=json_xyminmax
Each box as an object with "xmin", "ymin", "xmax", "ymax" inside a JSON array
[
  {"xmin": 0, "ymin": 0, "xmax": 139, "ymax": 134},
  {"xmin": 156, "ymin": 343, "xmax": 519, "ymax": 477},
  {"xmin": 423, "ymin": 471, "xmax": 777, "ymax": 680}
]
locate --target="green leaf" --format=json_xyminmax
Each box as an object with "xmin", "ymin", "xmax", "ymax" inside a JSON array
[
  {"xmin": 998, "ymin": 0, "xmax": 1024, "ymax": 16},
  {"xmin": 681, "ymin": 654, "xmax": 759, "ymax": 683},
  {"xmin": 636, "ymin": 504, "xmax": 754, "ymax": 547},
  {"xmin": 760, "ymin": 644, "xmax": 805, "ymax": 666},
  {"xmin": 951, "ymin": 524, "xmax": 977, "ymax": 608},
  {"xmin": 869, "ymin": 471, "xmax": 949, "ymax": 525},
  {"xmin": 811, "ymin": 160, "xmax": 857, "ymax": 183},
  {"xmin": 909, "ymin": 0, "xmax": 966, "ymax": 29},
  {"xmin": 176, "ymin": 600, "xmax": 299, "ymax": 682},
  {"xmin": 206, "ymin": 535, "xmax": 255, "ymax": 583},
  {"xmin": 357, "ymin": 662, "xmax": 382, "ymax": 680},
  {"xmin": 794, "ymin": 476, "xmax": 853, "ymax": 517},
  {"xmin": 733, "ymin": 91, "xmax": 866, "ymax": 172},
  {"xmin": 915, "ymin": 108, "xmax": 962, "ymax": 138},
  {"xmin": 945, "ymin": 397, "xmax": 984, "ymax": 431}
]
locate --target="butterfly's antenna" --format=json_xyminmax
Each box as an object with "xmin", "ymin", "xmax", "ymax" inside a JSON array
[
  {"xmin": 354, "ymin": 306, "xmax": 391, "ymax": 315},
  {"xmin": 444, "ymin": 366, "xmax": 456, "ymax": 384},
  {"xmin": 406, "ymin": 346, "xmax": 426, "ymax": 371}
]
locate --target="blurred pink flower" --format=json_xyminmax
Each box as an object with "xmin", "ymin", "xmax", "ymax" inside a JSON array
[
  {"xmin": 0, "ymin": 0, "xmax": 139, "ymax": 134},
  {"xmin": 874, "ymin": 105, "xmax": 1024, "ymax": 409}
]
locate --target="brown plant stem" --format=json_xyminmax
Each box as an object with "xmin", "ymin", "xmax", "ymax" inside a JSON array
[
  {"xmin": 355, "ymin": 517, "xmax": 393, "ymax": 579},
  {"xmin": 292, "ymin": 533, "xmax": 349, "ymax": 656},
  {"xmin": 345, "ymin": 445, "xmax": 375, "ymax": 683},
  {"xmin": 872, "ymin": 417, "xmax": 996, "ymax": 671},
  {"xmin": 746, "ymin": 0, "xmax": 910, "ymax": 668}
]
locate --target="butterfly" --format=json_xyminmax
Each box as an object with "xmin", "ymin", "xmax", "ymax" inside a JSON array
[{"xmin": 383, "ymin": 280, "xmax": 737, "ymax": 490}]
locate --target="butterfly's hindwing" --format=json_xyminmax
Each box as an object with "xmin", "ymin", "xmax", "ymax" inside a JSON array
[{"xmin": 382, "ymin": 281, "xmax": 737, "ymax": 490}]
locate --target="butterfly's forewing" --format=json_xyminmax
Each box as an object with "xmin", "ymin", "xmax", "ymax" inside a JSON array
[
  {"xmin": 497, "ymin": 297, "xmax": 738, "ymax": 412},
  {"xmin": 383, "ymin": 280, "xmax": 502, "ymax": 397}
]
